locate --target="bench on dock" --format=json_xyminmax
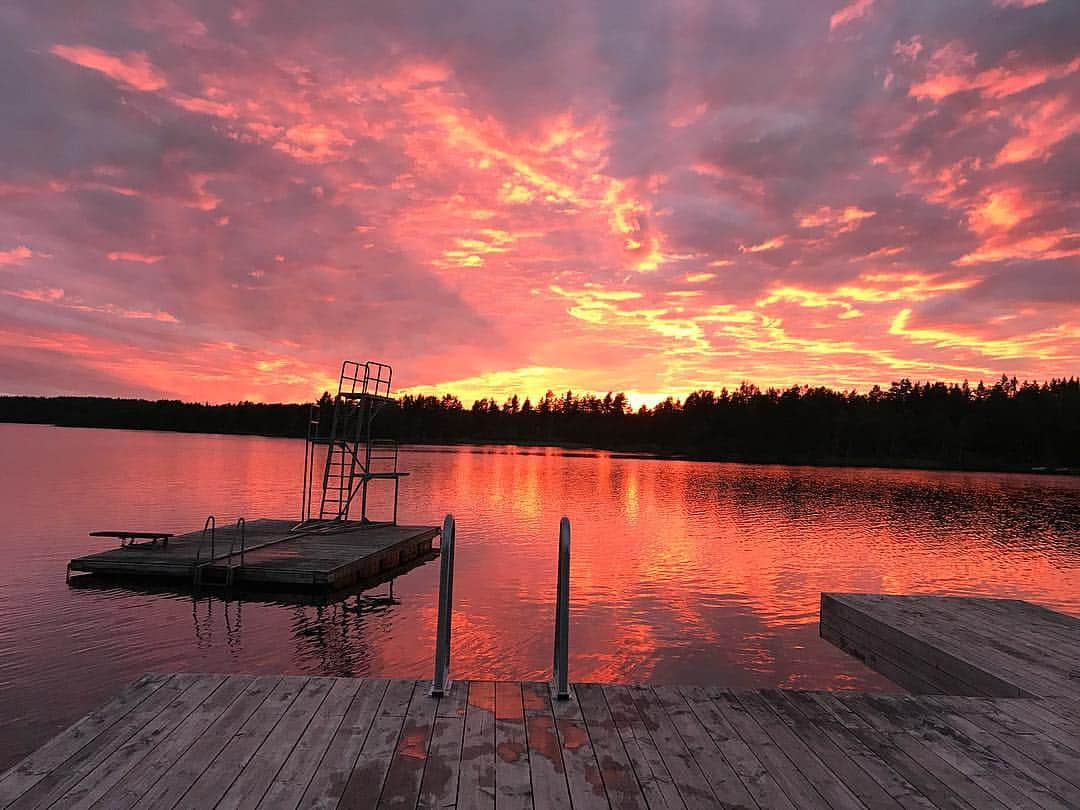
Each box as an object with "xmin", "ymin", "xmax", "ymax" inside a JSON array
[{"xmin": 88, "ymin": 531, "xmax": 174, "ymax": 549}]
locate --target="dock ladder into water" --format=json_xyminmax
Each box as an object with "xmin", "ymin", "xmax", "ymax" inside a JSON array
[{"xmin": 430, "ymin": 514, "xmax": 572, "ymax": 700}]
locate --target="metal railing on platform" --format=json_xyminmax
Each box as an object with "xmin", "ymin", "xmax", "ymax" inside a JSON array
[
  {"xmin": 193, "ymin": 515, "xmax": 215, "ymax": 587},
  {"xmin": 554, "ymin": 516, "xmax": 571, "ymax": 700}
]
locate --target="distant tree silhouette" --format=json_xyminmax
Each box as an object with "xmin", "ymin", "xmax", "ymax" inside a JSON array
[{"xmin": 2, "ymin": 374, "xmax": 1077, "ymax": 472}]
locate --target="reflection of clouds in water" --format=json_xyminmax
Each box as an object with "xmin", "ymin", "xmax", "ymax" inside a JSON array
[{"xmin": 2, "ymin": 427, "xmax": 1078, "ymax": 767}]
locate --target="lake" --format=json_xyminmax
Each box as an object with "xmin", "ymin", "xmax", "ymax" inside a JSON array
[{"xmin": 1, "ymin": 422, "xmax": 1077, "ymax": 769}]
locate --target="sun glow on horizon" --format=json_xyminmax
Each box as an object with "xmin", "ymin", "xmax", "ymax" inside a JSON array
[{"xmin": 0, "ymin": 2, "xmax": 1076, "ymax": 402}]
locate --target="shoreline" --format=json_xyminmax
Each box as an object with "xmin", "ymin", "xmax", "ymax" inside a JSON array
[{"xmin": 3, "ymin": 419, "xmax": 1076, "ymax": 477}]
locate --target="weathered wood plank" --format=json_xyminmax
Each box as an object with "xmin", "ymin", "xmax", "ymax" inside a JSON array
[
  {"xmin": 69, "ymin": 521, "xmax": 439, "ymax": 592},
  {"xmin": 632, "ymin": 684, "xmax": 751, "ymax": 808},
  {"xmin": 758, "ymin": 689, "xmax": 902, "ymax": 809},
  {"xmin": 257, "ymin": 678, "xmax": 362, "ymax": 809},
  {"xmin": 838, "ymin": 693, "xmax": 1009, "ymax": 809},
  {"xmin": 924, "ymin": 697, "xmax": 1080, "ymax": 808},
  {"xmin": 6, "ymin": 674, "xmax": 213, "ymax": 810},
  {"xmin": 494, "ymin": 681, "xmax": 532, "ymax": 810},
  {"xmin": 930, "ymin": 696, "xmax": 1080, "ymax": 801},
  {"xmin": 732, "ymin": 690, "xmax": 864, "ymax": 810},
  {"xmin": 297, "ymin": 678, "xmax": 389, "ymax": 810},
  {"xmin": 810, "ymin": 693, "xmax": 971, "ymax": 810},
  {"xmin": 602, "ymin": 684, "xmax": 684, "ymax": 809},
  {"xmin": 522, "ymin": 681, "xmax": 572, "ymax": 810},
  {"xmin": 418, "ymin": 684, "xmax": 466, "ymax": 810},
  {"xmin": 457, "ymin": 681, "xmax": 496, "ymax": 810},
  {"xmin": 376, "ymin": 680, "xmax": 439, "ymax": 810},
  {"xmin": 576, "ymin": 683, "xmax": 650, "ymax": 810},
  {"xmin": 175, "ymin": 676, "xmax": 308, "ymax": 810},
  {"xmin": 9, "ymin": 672, "xmax": 1080, "ymax": 810},
  {"xmin": 680, "ymin": 684, "xmax": 795, "ymax": 810},
  {"xmin": 549, "ymin": 683, "xmax": 608, "ymax": 810},
  {"xmin": 779, "ymin": 691, "xmax": 936, "ymax": 810},
  {"xmin": 118, "ymin": 675, "xmax": 274, "ymax": 810},
  {"xmin": 708, "ymin": 688, "xmax": 829, "ymax": 810},
  {"xmin": 336, "ymin": 678, "xmax": 415, "ymax": 809},
  {"xmin": 857, "ymin": 695, "xmax": 1044, "ymax": 810},
  {"xmin": 0, "ymin": 673, "xmax": 171, "ymax": 803},
  {"xmin": 215, "ymin": 677, "xmax": 334, "ymax": 810}
]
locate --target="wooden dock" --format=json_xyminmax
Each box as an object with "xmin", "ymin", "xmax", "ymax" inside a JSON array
[
  {"xmin": 68, "ymin": 519, "xmax": 439, "ymax": 591},
  {"xmin": 3, "ymin": 674, "xmax": 1078, "ymax": 809},
  {"xmin": 821, "ymin": 593, "xmax": 1080, "ymax": 699},
  {"xmin": 7, "ymin": 594, "xmax": 1076, "ymax": 808}
]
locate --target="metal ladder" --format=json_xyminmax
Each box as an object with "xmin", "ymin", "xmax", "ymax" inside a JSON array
[
  {"xmin": 193, "ymin": 516, "xmax": 247, "ymax": 588},
  {"xmin": 430, "ymin": 515, "xmax": 572, "ymax": 699},
  {"xmin": 299, "ymin": 360, "xmax": 404, "ymax": 526}
]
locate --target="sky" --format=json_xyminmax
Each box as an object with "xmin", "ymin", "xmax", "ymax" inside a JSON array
[{"xmin": 0, "ymin": 0, "xmax": 1077, "ymax": 407}]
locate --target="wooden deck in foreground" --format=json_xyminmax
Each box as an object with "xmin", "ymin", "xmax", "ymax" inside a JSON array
[
  {"xmin": 3, "ymin": 674, "xmax": 1079, "ymax": 809},
  {"xmin": 9, "ymin": 595, "xmax": 1077, "ymax": 807},
  {"xmin": 821, "ymin": 593, "xmax": 1080, "ymax": 699},
  {"xmin": 68, "ymin": 519, "xmax": 439, "ymax": 590}
]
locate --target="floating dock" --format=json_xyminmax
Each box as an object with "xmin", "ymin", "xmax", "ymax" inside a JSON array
[
  {"xmin": 68, "ymin": 519, "xmax": 439, "ymax": 590},
  {"xmin": 4, "ymin": 594, "xmax": 1078, "ymax": 808}
]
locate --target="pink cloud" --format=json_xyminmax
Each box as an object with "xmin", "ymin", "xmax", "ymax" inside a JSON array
[
  {"xmin": 829, "ymin": 0, "xmax": 875, "ymax": 31},
  {"xmin": 50, "ymin": 44, "xmax": 167, "ymax": 91},
  {"xmin": 0, "ymin": 2, "xmax": 1075, "ymax": 402},
  {"xmin": 106, "ymin": 251, "xmax": 165, "ymax": 264},
  {"xmin": 0, "ymin": 246, "xmax": 37, "ymax": 266}
]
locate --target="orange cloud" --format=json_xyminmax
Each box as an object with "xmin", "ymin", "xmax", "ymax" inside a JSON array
[
  {"xmin": 106, "ymin": 251, "xmax": 165, "ymax": 264},
  {"xmin": 0, "ymin": 245, "xmax": 38, "ymax": 266},
  {"xmin": 798, "ymin": 206, "xmax": 875, "ymax": 233},
  {"xmin": 994, "ymin": 95, "xmax": 1080, "ymax": 165},
  {"xmin": 956, "ymin": 228, "xmax": 1080, "ymax": 265},
  {"xmin": 740, "ymin": 236, "xmax": 786, "ymax": 253},
  {"xmin": 273, "ymin": 124, "xmax": 356, "ymax": 163},
  {"xmin": 830, "ymin": 0, "xmax": 875, "ymax": 30},
  {"xmin": 50, "ymin": 44, "xmax": 167, "ymax": 91},
  {"xmin": 890, "ymin": 308, "xmax": 1076, "ymax": 361}
]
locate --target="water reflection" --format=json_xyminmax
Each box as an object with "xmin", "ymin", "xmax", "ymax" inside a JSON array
[
  {"xmin": 66, "ymin": 571, "xmax": 414, "ymax": 676},
  {"xmin": 0, "ymin": 423, "xmax": 1077, "ymax": 769}
]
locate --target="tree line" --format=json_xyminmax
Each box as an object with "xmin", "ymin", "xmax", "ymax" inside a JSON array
[{"xmin": 1, "ymin": 375, "xmax": 1077, "ymax": 472}]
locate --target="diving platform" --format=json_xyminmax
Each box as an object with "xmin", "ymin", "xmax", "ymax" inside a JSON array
[{"xmin": 68, "ymin": 519, "xmax": 439, "ymax": 590}]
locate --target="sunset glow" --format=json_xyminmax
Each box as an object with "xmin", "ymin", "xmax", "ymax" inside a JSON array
[{"xmin": 1, "ymin": 1, "xmax": 1077, "ymax": 404}]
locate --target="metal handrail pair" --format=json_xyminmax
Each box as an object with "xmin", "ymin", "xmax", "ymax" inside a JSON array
[
  {"xmin": 193, "ymin": 516, "xmax": 246, "ymax": 587},
  {"xmin": 430, "ymin": 514, "xmax": 571, "ymax": 700}
]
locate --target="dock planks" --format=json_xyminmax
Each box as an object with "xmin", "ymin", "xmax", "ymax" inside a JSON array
[
  {"xmin": 68, "ymin": 519, "xmax": 439, "ymax": 591},
  {"xmin": 820, "ymin": 593, "xmax": 1080, "ymax": 699},
  {"xmin": 3, "ymin": 675, "xmax": 1078, "ymax": 809},
  {"xmin": 7, "ymin": 594, "xmax": 1078, "ymax": 807}
]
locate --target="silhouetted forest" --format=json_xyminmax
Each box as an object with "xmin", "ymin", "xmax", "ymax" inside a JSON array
[{"xmin": 2, "ymin": 376, "xmax": 1078, "ymax": 472}]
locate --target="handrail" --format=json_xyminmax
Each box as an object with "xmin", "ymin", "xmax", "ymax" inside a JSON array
[
  {"xmin": 430, "ymin": 514, "xmax": 456, "ymax": 697},
  {"xmin": 193, "ymin": 514, "xmax": 216, "ymax": 586},
  {"xmin": 204, "ymin": 515, "xmax": 216, "ymax": 560},
  {"xmin": 553, "ymin": 516, "xmax": 571, "ymax": 700},
  {"xmin": 228, "ymin": 517, "xmax": 246, "ymax": 567}
]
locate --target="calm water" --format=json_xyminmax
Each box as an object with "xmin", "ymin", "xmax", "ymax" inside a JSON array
[{"xmin": 1, "ymin": 423, "xmax": 1078, "ymax": 768}]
